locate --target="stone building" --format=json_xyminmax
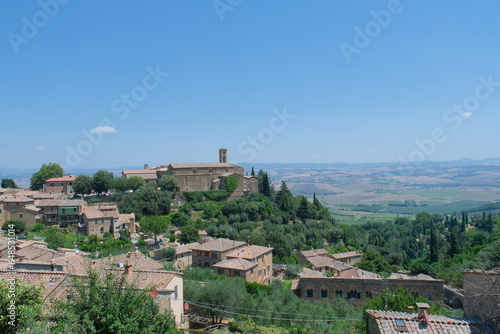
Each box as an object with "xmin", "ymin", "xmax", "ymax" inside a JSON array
[
  {"xmin": 122, "ymin": 149, "xmax": 258, "ymax": 199},
  {"xmin": 43, "ymin": 175, "xmax": 76, "ymax": 195},
  {"xmin": 80, "ymin": 204, "xmax": 133, "ymax": 238},
  {"xmin": 292, "ymin": 272, "xmax": 444, "ymax": 308},
  {"xmin": 329, "ymin": 251, "xmax": 362, "ymax": 265},
  {"xmin": 463, "ymin": 269, "xmax": 500, "ymax": 328},
  {"xmin": 213, "ymin": 245, "xmax": 273, "ymax": 284},
  {"xmin": 36, "ymin": 199, "xmax": 85, "ymax": 227},
  {"xmin": 190, "ymin": 238, "xmax": 273, "ymax": 283}
]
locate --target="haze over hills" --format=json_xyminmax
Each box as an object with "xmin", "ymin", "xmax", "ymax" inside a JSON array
[{"xmin": 4, "ymin": 158, "xmax": 500, "ymax": 222}]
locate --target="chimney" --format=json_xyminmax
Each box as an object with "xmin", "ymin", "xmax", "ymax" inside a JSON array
[
  {"xmin": 124, "ymin": 260, "xmax": 132, "ymax": 274},
  {"xmin": 416, "ymin": 303, "xmax": 430, "ymax": 320},
  {"xmin": 407, "ymin": 306, "xmax": 414, "ymax": 313},
  {"xmin": 144, "ymin": 164, "xmax": 149, "ymax": 170},
  {"xmin": 219, "ymin": 148, "xmax": 227, "ymax": 163}
]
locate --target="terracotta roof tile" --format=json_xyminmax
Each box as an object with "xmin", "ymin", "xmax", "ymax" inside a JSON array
[
  {"xmin": 212, "ymin": 258, "xmax": 257, "ymax": 271},
  {"xmin": 0, "ymin": 270, "xmax": 68, "ymax": 300},
  {"xmin": 16, "ymin": 245, "xmax": 65, "ymax": 262},
  {"xmin": 330, "ymin": 251, "xmax": 361, "ymax": 259},
  {"xmin": 300, "ymin": 249, "xmax": 329, "ymax": 258},
  {"xmin": 45, "ymin": 176, "xmax": 76, "ymax": 182},
  {"xmin": 92, "ymin": 251, "xmax": 164, "ymax": 271},
  {"xmin": 306, "ymin": 256, "xmax": 352, "ymax": 272},
  {"xmin": 170, "ymin": 163, "xmax": 236, "ymax": 169},
  {"xmin": 226, "ymin": 245, "xmax": 272, "ymax": 260},
  {"xmin": 365, "ymin": 309, "xmax": 496, "ymax": 333},
  {"xmin": 190, "ymin": 238, "xmax": 246, "ymax": 252}
]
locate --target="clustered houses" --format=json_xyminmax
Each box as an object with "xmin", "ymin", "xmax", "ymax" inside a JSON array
[
  {"xmin": 0, "ymin": 188, "xmax": 135, "ymax": 237},
  {"xmin": 0, "ymin": 237, "xmax": 185, "ymax": 324},
  {"xmin": 174, "ymin": 237, "xmax": 273, "ymax": 284},
  {"xmin": 122, "ymin": 148, "xmax": 258, "ymax": 199}
]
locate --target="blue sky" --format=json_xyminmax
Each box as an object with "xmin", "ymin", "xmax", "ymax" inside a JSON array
[{"xmin": 1, "ymin": 0, "xmax": 500, "ymax": 170}]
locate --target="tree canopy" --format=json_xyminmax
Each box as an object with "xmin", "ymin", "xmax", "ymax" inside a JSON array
[
  {"xmin": 158, "ymin": 175, "xmax": 178, "ymax": 192},
  {"xmin": 73, "ymin": 174, "xmax": 93, "ymax": 196},
  {"xmin": 48, "ymin": 270, "xmax": 176, "ymax": 334},
  {"xmin": 224, "ymin": 175, "xmax": 238, "ymax": 194},
  {"xmin": 92, "ymin": 170, "xmax": 114, "ymax": 194},
  {"xmin": 140, "ymin": 215, "xmax": 169, "ymax": 243},
  {"xmin": 1, "ymin": 178, "xmax": 17, "ymax": 189},
  {"xmin": 30, "ymin": 162, "xmax": 64, "ymax": 190}
]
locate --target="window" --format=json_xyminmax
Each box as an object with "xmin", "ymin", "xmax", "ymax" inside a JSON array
[
  {"xmin": 174, "ymin": 285, "xmax": 178, "ymax": 300},
  {"xmin": 411, "ymin": 292, "xmax": 419, "ymax": 298},
  {"xmin": 306, "ymin": 289, "xmax": 314, "ymax": 298},
  {"xmin": 211, "ymin": 253, "xmax": 218, "ymax": 259},
  {"xmin": 347, "ymin": 290, "xmax": 359, "ymax": 299},
  {"xmin": 19, "ymin": 214, "xmax": 23, "ymax": 218},
  {"xmin": 336, "ymin": 290, "xmax": 342, "ymax": 298},
  {"xmin": 234, "ymin": 271, "xmax": 240, "ymax": 277},
  {"xmin": 365, "ymin": 291, "xmax": 373, "ymax": 299},
  {"xmin": 321, "ymin": 289, "xmax": 328, "ymax": 298},
  {"xmin": 427, "ymin": 294, "xmax": 433, "ymax": 301},
  {"xmin": 192, "ymin": 170, "xmax": 197, "ymax": 174},
  {"xmin": 218, "ymin": 269, "xmax": 224, "ymax": 275}
]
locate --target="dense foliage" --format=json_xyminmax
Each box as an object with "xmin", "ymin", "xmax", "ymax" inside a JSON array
[
  {"xmin": 1, "ymin": 178, "xmax": 17, "ymax": 188},
  {"xmin": 183, "ymin": 268, "xmax": 364, "ymax": 334},
  {"xmin": 30, "ymin": 162, "xmax": 64, "ymax": 190},
  {"xmin": 26, "ymin": 270, "xmax": 177, "ymax": 334},
  {"xmin": 0, "ymin": 280, "xmax": 43, "ymax": 333}
]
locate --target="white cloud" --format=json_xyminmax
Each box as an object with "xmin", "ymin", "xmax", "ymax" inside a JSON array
[
  {"xmin": 462, "ymin": 112, "xmax": 473, "ymax": 118},
  {"xmin": 91, "ymin": 126, "xmax": 117, "ymax": 134},
  {"xmin": 36, "ymin": 146, "xmax": 45, "ymax": 151}
]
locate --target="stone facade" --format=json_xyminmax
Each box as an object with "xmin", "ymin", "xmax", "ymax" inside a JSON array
[
  {"xmin": 43, "ymin": 175, "xmax": 76, "ymax": 195},
  {"xmin": 122, "ymin": 149, "xmax": 258, "ymax": 199},
  {"xmin": 293, "ymin": 275, "xmax": 444, "ymax": 307},
  {"xmin": 463, "ymin": 270, "xmax": 500, "ymax": 327}
]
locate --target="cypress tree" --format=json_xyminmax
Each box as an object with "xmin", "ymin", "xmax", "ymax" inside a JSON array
[
  {"xmin": 429, "ymin": 225, "xmax": 438, "ymax": 263},
  {"xmin": 251, "ymin": 166, "xmax": 255, "ymax": 176},
  {"xmin": 448, "ymin": 230, "xmax": 459, "ymax": 257}
]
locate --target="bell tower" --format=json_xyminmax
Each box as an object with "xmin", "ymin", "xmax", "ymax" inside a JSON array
[{"xmin": 219, "ymin": 148, "xmax": 227, "ymax": 163}]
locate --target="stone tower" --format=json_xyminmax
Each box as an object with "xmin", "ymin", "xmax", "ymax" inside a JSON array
[{"xmin": 219, "ymin": 148, "xmax": 227, "ymax": 163}]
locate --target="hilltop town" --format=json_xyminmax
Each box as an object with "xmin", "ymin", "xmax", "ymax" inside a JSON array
[{"xmin": 0, "ymin": 150, "xmax": 499, "ymax": 333}]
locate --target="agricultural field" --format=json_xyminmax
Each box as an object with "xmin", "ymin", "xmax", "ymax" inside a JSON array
[{"xmin": 259, "ymin": 159, "xmax": 500, "ymax": 224}]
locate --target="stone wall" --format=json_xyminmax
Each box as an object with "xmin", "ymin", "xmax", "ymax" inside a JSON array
[{"xmin": 295, "ymin": 276, "xmax": 444, "ymax": 307}]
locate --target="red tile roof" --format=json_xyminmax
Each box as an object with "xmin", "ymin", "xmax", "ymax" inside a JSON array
[
  {"xmin": 365, "ymin": 309, "xmax": 496, "ymax": 333},
  {"xmin": 170, "ymin": 163, "xmax": 235, "ymax": 169},
  {"xmin": 45, "ymin": 176, "xmax": 76, "ymax": 182},
  {"xmin": 212, "ymin": 258, "xmax": 257, "ymax": 271},
  {"xmin": 190, "ymin": 238, "xmax": 246, "ymax": 252},
  {"xmin": 226, "ymin": 245, "xmax": 272, "ymax": 260}
]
